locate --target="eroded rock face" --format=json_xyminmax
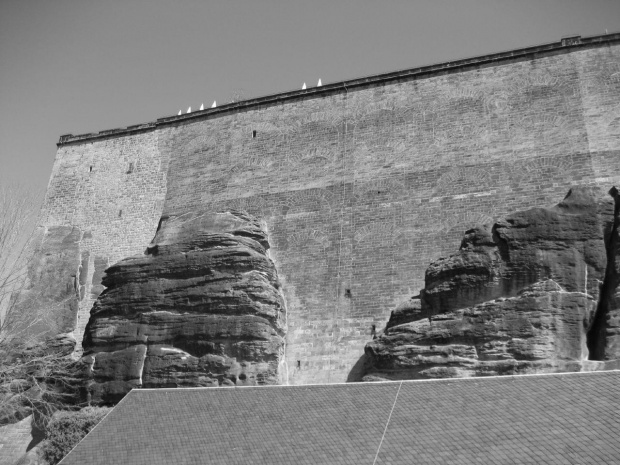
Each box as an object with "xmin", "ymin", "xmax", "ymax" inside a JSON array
[
  {"xmin": 589, "ymin": 186, "xmax": 620, "ymax": 360},
  {"xmin": 364, "ymin": 187, "xmax": 620, "ymax": 381},
  {"xmin": 82, "ymin": 211, "xmax": 286, "ymax": 403}
]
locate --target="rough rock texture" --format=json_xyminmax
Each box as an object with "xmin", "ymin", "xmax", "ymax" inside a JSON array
[
  {"xmin": 3, "ymin": 226, "xmax": 82, "ymax": 347},
  {"xmin": 589, "ymin": 186, "xmax": 620, "ymax": 360},
  {"xmin": 364, "ymin": 187, "xmax": 620, "ymax": 380},
  {"xmin": 82, "ymin": 211, "xmax": 287, "ymax": 404}
]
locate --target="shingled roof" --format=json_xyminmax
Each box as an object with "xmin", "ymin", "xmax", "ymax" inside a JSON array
[{"xmin": 60, "ymin": 371, "xmax": 620, "ymax": 465}]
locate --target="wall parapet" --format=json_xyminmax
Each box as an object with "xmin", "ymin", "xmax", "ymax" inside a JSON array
[
  {"xmin": 57, "ymin": 31, "xmax": 620, "ymax": 146},
  {"xmin": 58, "ymin": 123, "xmax": 157, "ymax": 146}
]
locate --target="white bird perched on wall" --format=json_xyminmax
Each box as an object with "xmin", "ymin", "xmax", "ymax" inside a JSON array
[
  {"xmin": 212, "ymin": 101, "xmax": 217, "ymax": 108},
  {"xmin": 199, "ymin": 103, "xmax": 204, "ymax": 111},
  {"xmin": 302, "ymin": 83, "xmax": 306, "ymax": 90},
  {"xmin": 317, "ymin": 79, "xmax": 322, "ymax": 87},
  {"xmin": 177, "ymin": 110, "xmax": 182, "ymax": 116},
  {"xmin": 187, "ymin": 107, "xmax": 191, "ymax": 113}
]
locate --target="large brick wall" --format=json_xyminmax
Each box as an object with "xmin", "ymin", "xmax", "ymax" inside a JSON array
[
  {"xmin": 40, "ymin": 129, "xmax": 168, "ymax": 351},
  {"xmin": 40, "ymin": 35, "xmax": 620, "ymax": 383}
]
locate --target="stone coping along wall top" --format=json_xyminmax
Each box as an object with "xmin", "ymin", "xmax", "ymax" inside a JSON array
[{"xmin": 57, "ymin": 31, "xmax": 620, "ymax": 146}]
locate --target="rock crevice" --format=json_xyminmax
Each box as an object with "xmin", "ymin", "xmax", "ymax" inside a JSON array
[{"xmin": 587, "ymin": 187, "xmax": 620, "ymax": 360}]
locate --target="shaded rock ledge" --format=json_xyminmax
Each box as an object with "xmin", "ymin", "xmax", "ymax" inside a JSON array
[
  {"xmin": 364, "ymin": 187, "xmax": 620, "ymax": 381},
  {"xmin": 82, "ymin": 211, "xmax": 287, "ymax": 404}
]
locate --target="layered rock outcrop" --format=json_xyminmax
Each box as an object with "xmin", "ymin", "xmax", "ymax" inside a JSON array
[
  {"xmin": 364, "ymin": 187, "xmax": 620, "ymax": 380},
  {"xmin": 82, "ymin": 211, "xmax": 287, "ymax": 403}
]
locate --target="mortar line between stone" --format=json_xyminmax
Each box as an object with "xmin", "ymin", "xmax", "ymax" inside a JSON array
[
  {"xmin": 372, "ymin": 380, "xmax": 403, "ymax": 465},
  {"xmin": 329, "ymin": 88, "xmax": 349, "ymax": 383}
]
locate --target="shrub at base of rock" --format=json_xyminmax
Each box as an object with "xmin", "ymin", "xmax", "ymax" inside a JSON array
[
  {"xmin": 38, "ymin": 407, "xmax": 111, "ymax": 465},
  {"xmin": 0, "ymin": 337, "xmax": 81, "ymax": 430}
]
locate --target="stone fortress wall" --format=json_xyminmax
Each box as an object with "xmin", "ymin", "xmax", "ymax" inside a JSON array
[
  {"xmin": 42, "ymin": 34, "xmax": 620, "ymax": 384},
  {"xmin": 42, "ymin": 130, "xmax": 168, "ymax": 351}
]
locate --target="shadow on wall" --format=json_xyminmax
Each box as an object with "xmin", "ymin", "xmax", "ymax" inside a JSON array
[{"xmin": 346, "ymin": 353, "xmax": 371, "ymax": 382}]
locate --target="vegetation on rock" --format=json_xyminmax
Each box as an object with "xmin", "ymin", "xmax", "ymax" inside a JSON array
[
  {"xmin": 0, "ymin": 181, "xmax": 41, "ymax": 330},
  {"xmin": 0, "ymin": 340, "xmax": 82, "ymax": 430},
  {"xmin": 39, "ymin": 406, "xmax": 111, "ymax": 465}
]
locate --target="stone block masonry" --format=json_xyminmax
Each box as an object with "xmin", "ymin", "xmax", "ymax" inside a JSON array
[
  {"xmin": 39, "ymin": 129, "xmax": 168, "ymax": 352},
  {"xmin": 29, "ymin": 33, "xmax": 620, "ymax": 383}
]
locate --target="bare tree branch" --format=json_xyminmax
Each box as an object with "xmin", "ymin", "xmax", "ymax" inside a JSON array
[
  {"xmin": 0, "ymin": 339, "xmax": 83, "ymax": 430},
  {"xmin": 0, "ymin": 179, "xmax": 43, "ymax": 331}
]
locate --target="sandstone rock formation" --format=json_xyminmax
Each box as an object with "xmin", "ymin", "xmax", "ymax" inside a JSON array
[
  {"xmin": 364, "ymin": 187, "xmax": 620, "ymax": 380},
  {"xmin": 82, "ymin": 211, "xmax": 287, "ymax": 403}
]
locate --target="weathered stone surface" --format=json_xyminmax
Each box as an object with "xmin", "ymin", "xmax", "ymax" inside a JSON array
[
  {"xmin": 367, "ymin": 280, "xmax": 594, "ymax": 379},
  {"xmin": 3, "ymin": 226, "xmax": 82, "ymax": 346},
  {"xmin": 25, "ymin": 38, "xmax": 618, "ymax": 385},
  {"xmin": 385, "ymin": 296, "xmax": 423, "ymax": 331},
  {"xmin": 424, "ymin": 187, "xmax": 612, "ymax": 315},
  {"xmin": 592, "ymin": 186, "xmax": 620, "ymax": 360},
  {"xmin": 364, "ymin": 187, "xmax": 620, "ymax": 380},
  {"xmin": 82, "ymin": 211, "xmax": 286, "ymax": 403}
]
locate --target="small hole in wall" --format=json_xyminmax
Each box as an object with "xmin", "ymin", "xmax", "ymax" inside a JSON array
[
  {"xmin": 371, "ymin": 325, "xmax": 376, "ymax": 337},
  {"xmin": 118, "ymin": 210, "xmax": 122, "ymax": 218},
  {"xmin": 345, "ymin": 289, "xmax": 352, "ymax": 298},
  {"xmin": 238, "ymin": 373, "xmax": 247, "ymax": 381},
  {"xmin": 297, "ymin": 360, "xmax": 301, "ymax": 369},
  {"xmin": 127, "ymin": 162, "xmax": 134, "ymax": 174},
  {"xmin": 89, "ymin": 166, "xmax": 93, "ymax": 172},
  {"xmin": 252, "ymin": 130, "xmax": 257, "ymax": 138}
]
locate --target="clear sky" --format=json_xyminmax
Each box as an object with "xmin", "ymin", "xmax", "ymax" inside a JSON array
[{"xmin": 1, "ymin": 0, "xmax": 619, "ymax": 194}]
